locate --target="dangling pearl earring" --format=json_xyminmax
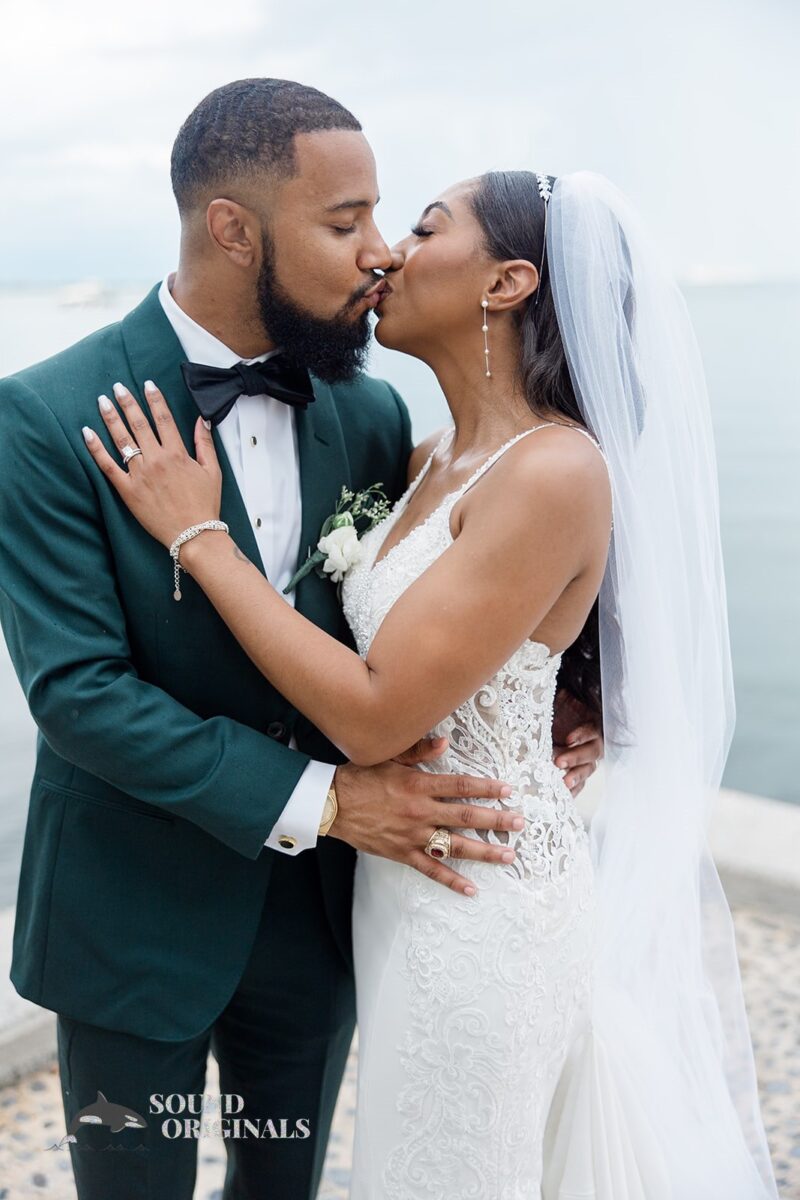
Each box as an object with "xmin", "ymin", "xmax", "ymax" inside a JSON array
[{"xmin": 481, "ymin": 299, "xmax": 491, "ymax": 378}]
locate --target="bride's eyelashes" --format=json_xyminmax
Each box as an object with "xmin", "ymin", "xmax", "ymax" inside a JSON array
[{"xmin": 410, "ymin": 224, "xmax": 433, "ymax": 238}]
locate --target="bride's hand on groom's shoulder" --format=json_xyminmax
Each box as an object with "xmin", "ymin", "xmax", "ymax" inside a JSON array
[
  {"xmin": 552, "ymin": 687, "xmax": 604, "ymax": 797},
  {"xmin": 328, "ymin": 737, "xmax": 528, "ymax": 897}
]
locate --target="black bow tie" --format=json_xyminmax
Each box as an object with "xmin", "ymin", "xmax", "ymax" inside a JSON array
[{"xmin": 180, "ymin": 355, "xmax": 316, "ymax": 427}]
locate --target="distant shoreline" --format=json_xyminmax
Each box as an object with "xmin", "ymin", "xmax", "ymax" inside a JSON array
[{"xmin": 1, "ymin": 276, "xmax": 799, "ymax": 292}]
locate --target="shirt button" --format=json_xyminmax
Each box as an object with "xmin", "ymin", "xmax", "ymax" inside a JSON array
[
  {"xmin": 267, "ymin": 721, "xmax": 286, "ymax": 740},
  {"xmin": 250, "ymin": 436, "xmax": 258, "ymax": 446},
  {"xmin": 278, "ymin": 835, "xmax": 297, "ymax": 850},
  {"xmin": 255, "ymin": 517, "xmax": 262, "ymax": 528}
]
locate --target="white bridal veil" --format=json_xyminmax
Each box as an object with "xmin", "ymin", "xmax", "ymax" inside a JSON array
[{"xmin": 540, "ymin": 172, "xmax": 779, "ymax": 1199}]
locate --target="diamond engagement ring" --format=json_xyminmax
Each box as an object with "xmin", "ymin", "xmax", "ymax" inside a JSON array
[
  {"xmin": 424, "ymin": 828, "xmax": 451, "ymax": 860},
  {"xmin": 121, "ymin": 445, "xmax": 143, "ymax": 467}
]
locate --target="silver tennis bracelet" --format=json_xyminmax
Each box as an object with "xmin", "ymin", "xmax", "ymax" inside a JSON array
[{"xmin": 169, "ymin": 521, "xmax": 229, "ymax": 601}]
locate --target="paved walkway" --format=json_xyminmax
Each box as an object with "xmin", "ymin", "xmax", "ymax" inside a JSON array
[{"xmin": 1, "ymin": 872, "xmax": 798, "ymax": 1198}]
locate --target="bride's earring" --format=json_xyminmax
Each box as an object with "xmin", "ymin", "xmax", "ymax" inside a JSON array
[{"xmin": 481, "ymin": 299, "xmax": 491, "ymax": 378}]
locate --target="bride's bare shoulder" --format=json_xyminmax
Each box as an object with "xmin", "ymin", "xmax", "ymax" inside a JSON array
[
  {"xmin": 467, "ymin": 421, "xmax": 611, "ymax": 536},
  {"xmin": 502, "ymin": 421, "xmax": 610, "ymax": 492},
  {"xmin": 407, "ymin": 425, "xmax": 451, "ymax": 486}
]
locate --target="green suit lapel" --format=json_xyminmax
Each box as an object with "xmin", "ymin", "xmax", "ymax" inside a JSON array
[
  {"xmin": 120, "ymin": 284, "xmax": 265, "ymax": 577},
  {"xmin": 292, "ymin": 378, "xmax": 352, "ymax": 629},
  {"xmin": 120, "ymin": 284, "xmax": 352, "ymax": 632}
]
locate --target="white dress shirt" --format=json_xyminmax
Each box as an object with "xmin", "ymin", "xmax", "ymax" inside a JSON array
[{"xmin": 158, "ymin": 274, "xmax": 334, "ymax": 855}]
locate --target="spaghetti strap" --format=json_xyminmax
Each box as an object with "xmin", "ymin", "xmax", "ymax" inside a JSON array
[
  {"xmin": 458, "ymin": 423, "xmax": 556, "ymax": 500},
  {"xmin": 458, "ymin": 422, "xmax": 610, "ymax": 502},
  {"xmin": 402, "ymin": 421, "xmax": 610, "ymax": 530},
  {"xmin": 405, "ymin": 426, "xmax": 455, "ymax": 500},
  {"xmin": 563, "ymin": 424, "xmax": 610, "ymax": 469}
]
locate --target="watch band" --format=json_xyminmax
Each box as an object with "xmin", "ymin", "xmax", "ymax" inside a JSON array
[{"xmin": 318, "ymin": 780, "xmax": 338, "ymax": 837}]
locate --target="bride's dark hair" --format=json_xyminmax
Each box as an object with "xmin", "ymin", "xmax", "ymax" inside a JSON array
[{"xmin": 469, "ymin": 170, "xmax": 602, "ymax": 722}]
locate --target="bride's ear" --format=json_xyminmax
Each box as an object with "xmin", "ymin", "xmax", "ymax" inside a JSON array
[{"xmin": 486, "ymin": 260, "xmax": 539, "ymax": 313}]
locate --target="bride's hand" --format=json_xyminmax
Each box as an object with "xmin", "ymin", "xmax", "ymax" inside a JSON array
[{"xmin": 81, "ymin": 381, "xmax": 222, "ymax": 549}]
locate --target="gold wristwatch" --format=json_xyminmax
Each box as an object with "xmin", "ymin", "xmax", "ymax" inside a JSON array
[{"xmin": 318, "ymin": 779, "xmax": 338, "ymax": 837}]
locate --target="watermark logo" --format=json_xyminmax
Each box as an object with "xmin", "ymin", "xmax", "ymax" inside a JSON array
[
  {"xmin": 151, "ymin": 1094, "xmax": 311, "ymax": 1141},
  {"xmin": 51, "ymin": 1091, "xmax": 310, "ymax": 1151},
  {"xmin": 52, "ymin": 1091, "xmax": 147, "ymax": 1150}
]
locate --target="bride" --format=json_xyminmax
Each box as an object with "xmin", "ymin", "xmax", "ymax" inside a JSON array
[{"xmin": 81, "ymin": 169, "xmax": 778, "ymax": 1197}]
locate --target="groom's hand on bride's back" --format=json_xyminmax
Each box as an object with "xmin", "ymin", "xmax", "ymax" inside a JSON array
[
  {"xmin": 328, "ymin": 738, "xmax": 526, "ymax": 897},
  {"xmin": 551, "ymin": 687, "xmax": 604, "ymax": 797}
]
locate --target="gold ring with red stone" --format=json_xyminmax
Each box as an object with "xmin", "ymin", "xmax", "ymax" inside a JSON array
[{"xmin": 424, "ymin": 828, "xmax": 451, "ymax": 860}]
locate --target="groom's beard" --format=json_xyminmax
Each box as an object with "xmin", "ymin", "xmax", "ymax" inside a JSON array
[{"xmin": 256, "ymin": 231, "xmax": 374, "ymax": 383}]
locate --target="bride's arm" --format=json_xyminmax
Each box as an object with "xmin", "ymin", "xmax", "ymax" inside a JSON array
[{"xmin": 83, "ymin": 386, "xmax": 610, "ymax": 766}]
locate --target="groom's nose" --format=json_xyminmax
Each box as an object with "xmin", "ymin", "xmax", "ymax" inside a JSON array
[{"xmin": 357, "ymin": 223, "xmax": 393, "ymax": 273}]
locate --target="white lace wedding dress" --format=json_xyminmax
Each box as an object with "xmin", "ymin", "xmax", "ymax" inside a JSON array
[{"xmin": 341, "ymin": 423, "xmax": 603, "ymax": 1199}]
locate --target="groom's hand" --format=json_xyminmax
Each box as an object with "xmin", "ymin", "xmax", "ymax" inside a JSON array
[
  {"xmin": 551, "ymin": 687, "xmax": 604, "ymax": 796},
  {"xmin": 329, "ymin": 737, "xmax": 525, "ymax": 897}
]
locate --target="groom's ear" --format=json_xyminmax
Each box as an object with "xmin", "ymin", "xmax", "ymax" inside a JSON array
[
  {"xmin": 206, "ymin": 197, "xmax": 262, "ymax": 270},
  {"xmin": 486, "ymin": 260, "xmax": 539, "ymax": 313}
]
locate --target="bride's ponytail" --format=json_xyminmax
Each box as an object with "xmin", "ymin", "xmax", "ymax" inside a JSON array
[{"xmin": 470, "ymin": 170, "xmax": 602, "ymax": 722}]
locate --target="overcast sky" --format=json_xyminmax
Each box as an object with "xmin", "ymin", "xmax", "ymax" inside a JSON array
[{"xmin": 1, "ymin": 0, "xmax": 797, "ymax": 284}]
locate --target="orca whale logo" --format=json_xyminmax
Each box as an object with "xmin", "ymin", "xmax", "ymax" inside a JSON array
[{"xmin": 54, "ymin": 1091, "xmax": 148, "ymax": 1149}]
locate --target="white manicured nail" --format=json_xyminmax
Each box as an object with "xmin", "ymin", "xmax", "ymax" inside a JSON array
[
  {"xmin": 202, "ymin": 419, "xmax": 211, "ymax": 430},
  {"xmin": 144, "ymin": 379, "xmax": 157, "ymax": 395},
  {"xmin": 112, "ymin": 382, "xmax": 128, "ymax": 399},
  {"xmin": 98, "ymin": 395, "xmax": 113, "ymax": 413},
  {"xmin": 82, "ymin": 426, "xmax": 95, "ymax": 443}
]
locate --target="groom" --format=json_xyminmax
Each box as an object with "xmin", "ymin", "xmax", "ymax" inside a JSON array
[{"xmin": 0, "ymin": 79, "xmax": 602, "ymax": 1199}]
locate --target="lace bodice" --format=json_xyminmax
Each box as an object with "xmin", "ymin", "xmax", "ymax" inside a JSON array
[{"xmin": 341, "ymin": 422, "xmax": 605, "ymax": 885}]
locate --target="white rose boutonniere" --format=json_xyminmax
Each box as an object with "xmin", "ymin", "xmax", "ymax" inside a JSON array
[
  {"xmin": 317, "ymin": 519, "xmax": 362, "ymax": 583},
  {"xmin": 283, "ymin": 483, "xmax": 391, "ymax": 594}
]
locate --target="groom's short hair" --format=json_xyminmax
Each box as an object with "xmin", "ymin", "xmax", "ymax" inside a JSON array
[{"xmin": 171, "ymin": 78, "xmax": 362, "ymax": 216}]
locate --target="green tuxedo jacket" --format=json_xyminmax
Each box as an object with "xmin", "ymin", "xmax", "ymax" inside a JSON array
[{"xmin": 0, "ymin": 283, "xmax": 413, "ymax": 1041}]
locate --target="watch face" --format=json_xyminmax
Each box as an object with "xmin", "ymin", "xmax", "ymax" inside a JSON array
[{"xmin": 320, "ymin": 791, "xmax": 337, "ymax": 833}]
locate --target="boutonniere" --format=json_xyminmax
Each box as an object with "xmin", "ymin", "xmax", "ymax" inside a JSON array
[{"xmin": 283, "ymin": 483, "xmax": 391, "ymax": 593}]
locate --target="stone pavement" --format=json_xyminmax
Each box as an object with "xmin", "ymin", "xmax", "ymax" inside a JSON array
[{"xmin": 0, "ymin": 871, "xmax": 798, "ymax": 1198}]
